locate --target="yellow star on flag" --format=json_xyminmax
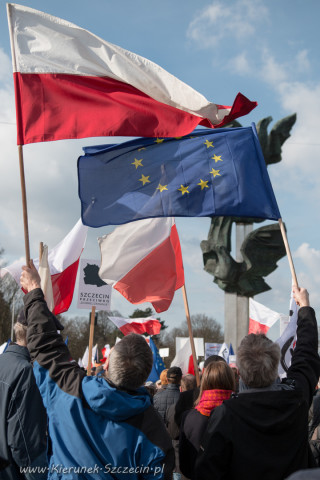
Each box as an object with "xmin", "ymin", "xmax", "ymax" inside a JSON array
[
  {"xmin": 155, "ymin": 138, "xmax": 164, "ymax": 144},
  {"xmin": 178, "ymin": 185, "xmax": 189, "ymax": 195},
  {"xmin": 131, "ymin": 158, "xmax": 143, "ymax": 169},
  {"xmin": 197, "ymin": 179, "xmax": 209, "ymax": 190},
  {"xmin": 139, "ymin": 174, "xmax": 150, "ymax": 185},
  {"xmin": 204, "ymin": 139, "xmax": 214, "ymax": 148},
  {"xmin": 157, "ymin": 184, "xmax": 168, "ymax": 192},
  {"xmin": 138, "ymin": 147, "xmax": 146, "ymax": 151},
  {"xmin": 210, "ymin": 168, "xmax": 221, "ymax": 178},
  {"xmin": 212, "ymin": 154, "xmax": 222, "ymax": 163}
]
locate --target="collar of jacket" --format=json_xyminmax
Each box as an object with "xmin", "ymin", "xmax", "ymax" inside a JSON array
[
  {"xmin": 166, "ymin": 383, "xmax": 180, "ymax": 390},
  {"xmin": 4, "ymin": 343, "xmax": 31, "ymax": 361}
]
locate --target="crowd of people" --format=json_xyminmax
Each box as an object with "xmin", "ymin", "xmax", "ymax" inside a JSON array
[{"xmin": 0, "ymin": 260, "xmax": 319, "ymax": 480}]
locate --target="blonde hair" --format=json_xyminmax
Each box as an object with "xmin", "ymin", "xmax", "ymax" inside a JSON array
[{"xmin": 195, "ymin": 361, "xmax": 235, "ymax": 405}]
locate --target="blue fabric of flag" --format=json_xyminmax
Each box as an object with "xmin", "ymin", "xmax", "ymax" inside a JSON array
[
  {"xmin": 3, "ymin": 339, "xmax": 11, "ymax": 353},
  {"xmin": 78, "ymin": 125, "xmax": 281, "ymax": 227},
  {"xmin": 147, "ymin": 337, "xmax": 165, "ymax": 383}
]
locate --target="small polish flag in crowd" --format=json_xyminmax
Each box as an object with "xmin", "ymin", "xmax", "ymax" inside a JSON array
[{"xmin": 108, "ymin": 317, "xmax": 161, "ymax": 336}]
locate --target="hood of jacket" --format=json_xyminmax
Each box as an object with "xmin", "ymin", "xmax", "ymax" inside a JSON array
[
  {"xmin": 224, "ymin": 389, "xmax": 306, "ymax": 435},
  {"xmin": 82, "ymin": 374, "xmax": 151, "ymax": 422}
]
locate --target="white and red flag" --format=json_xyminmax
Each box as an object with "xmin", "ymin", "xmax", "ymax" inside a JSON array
[
  {"xmin": 98, "ymin": 217, "xmax": 184, "ymax": 313},
  {"xmin": 249, "ymin": 298, "xmax": 284, "ymax": 335},
  {"xmin": 7, "ymin": 4, "xmax": 257, "ymax": 145},
  {"xmin": 1, "ymin": 219, "xmax": 88, "ymax": 314},
  {"xmin": 108, "ymin": 316, "xmax": 161, "ymax": 336}
]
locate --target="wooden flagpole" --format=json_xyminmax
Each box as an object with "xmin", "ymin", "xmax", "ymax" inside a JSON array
[
  {"xmin": 182, "ymin": 285, "xmax": 200, "ymax": 387},
  {"xmin": 18, "ymin": 145, "xmax": 31, "ymax": 265},
  {"xmin": 278, "ymin": 219, "xmax": 298, "ymax": 288},
  {"xmin": 39, "ymin": 242, "xmax": 44, "ymax": 263},
  {"xmin": 87, "ymin": 306, "xmax": 96, "ymax": 376}
]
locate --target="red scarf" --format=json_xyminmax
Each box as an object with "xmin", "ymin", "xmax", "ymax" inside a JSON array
[{"xmin": 195, "ymin": 389, "xmax": 233, "ymax": 416}]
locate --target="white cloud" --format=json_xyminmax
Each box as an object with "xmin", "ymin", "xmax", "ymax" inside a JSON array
[
  {"xmin": 227, "ymin": 52, "xmax": 252, "ymax": 76},
  {"xmin": 259, "ymin": 48, "xmax": 288, "ymax": 86},
  {"xmin": 187, "ymin": 0, "xmax": 268, "ymax": 48},
  {"xmin": 294, "ymin": 243, "xmax": 320, "ymax": 308},
  {"xmin": 295, "ymin": 49, "xmax": 311, "ymax": 73}
]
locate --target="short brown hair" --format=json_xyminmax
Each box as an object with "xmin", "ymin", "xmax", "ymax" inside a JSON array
[
  {"xmin": 14, "ymin": 322, "xmax": 27, "ymax": 346},
  {"xmin": 106, "ymin": 334, "xmax": 153, "ymax": 390},
  {"xmin": 195, "ymin": 361, "xmax": 235, "ymax": 405}
]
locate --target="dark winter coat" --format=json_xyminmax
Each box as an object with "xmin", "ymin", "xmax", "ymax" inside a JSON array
[
  {"xmin": 154, "ymin": 383, "xmax": 181, "ymax": 422},
  {"xmin": 0, "ymin": 343, "xmax": 47, "ymax": 479},
  {"xmin": 179, "ymin": 409, "xmax": 208, "ymax": 479},
  {"xmin": 195, "ymin": 306, "xmax": 320, "ymax": 480}
]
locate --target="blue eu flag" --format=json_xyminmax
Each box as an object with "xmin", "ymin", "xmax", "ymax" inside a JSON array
[
  {"xmin": 78, "ymin": 125, "xmax": 280, "ymax": 227},
  {"xmin": 147, "ymin": 337, "xmax": 165, "ymax": 382}
]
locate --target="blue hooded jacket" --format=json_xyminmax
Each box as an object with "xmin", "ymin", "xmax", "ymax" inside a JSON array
[{"xmin": 25, "ymin": 289, "xmax": 174, "ymax": 480}]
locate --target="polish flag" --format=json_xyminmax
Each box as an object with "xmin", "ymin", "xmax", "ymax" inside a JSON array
[
  {"xmin": 7, "ymin": 4, "xmax": 257, "ymax": 145},
  {"xmin": 249, "ymin": 298, "xmax": 283, "ymax": 335},
  {"xmin": 98, "ymin": 217, "xmax": 184, "ymax": 313},
  {"xmin": 1, "ymin": 219, "xmax": 88, "ymax": 314},
  {"xmin": 108, "ymin": 316, "xmax": 161, "ymax": 336}
]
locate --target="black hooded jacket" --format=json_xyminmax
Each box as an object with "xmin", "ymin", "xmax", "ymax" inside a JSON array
[{"xmin": 195, "ymin": 306, "xmax": 320, "ymax": 480}]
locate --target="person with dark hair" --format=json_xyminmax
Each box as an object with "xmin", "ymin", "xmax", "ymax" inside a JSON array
[
  {"xmin": 154, "ymin": 366, "xmax": 182, "ymax": 422},
  {"xmin": 195, "ymin": 286, "xmax": 320, "ymax": 480},
  {"xmin": 0, "ymin": 315, "xmax": 48, "ymax": 479},
  {"xmin": 179, "ymin": 361, "xmax": 235, "ymax": 479},
  {"xmin": 20, "ymin": 261, "xmax": 174, "ymax": 479}
]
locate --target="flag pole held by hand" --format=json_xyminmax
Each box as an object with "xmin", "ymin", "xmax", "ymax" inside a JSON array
[{"xmin": 278, "ymin": 218, "xmax": 298, "ymax": 288}]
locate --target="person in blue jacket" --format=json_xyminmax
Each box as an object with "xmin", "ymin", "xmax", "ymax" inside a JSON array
[{"xmin": 20, "ymin": 260, "xmax": 174, "ymax": 480}]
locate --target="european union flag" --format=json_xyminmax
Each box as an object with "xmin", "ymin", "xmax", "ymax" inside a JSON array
[
  {"xmin": 147, "ymin": 337, "xmax": 165, "ymax": 383},
  {"xmin": 78, "ymin": 125, "xmax": 280, "ymax": 227}
]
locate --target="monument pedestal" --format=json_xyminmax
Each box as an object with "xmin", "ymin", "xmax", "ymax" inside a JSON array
[{"xmin": 224, "ymin": 223, "xmax": 252, "ymax": 353}]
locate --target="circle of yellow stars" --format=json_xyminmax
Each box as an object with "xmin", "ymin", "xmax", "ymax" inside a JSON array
[{"xmin": 130, "ymin": 136, "xmax": 223, "ymax": 195}]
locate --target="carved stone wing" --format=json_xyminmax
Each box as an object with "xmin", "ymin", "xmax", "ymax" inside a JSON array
[{"xmin": 238, "ymin": 223, "xmax": 287, "ymax": 296}]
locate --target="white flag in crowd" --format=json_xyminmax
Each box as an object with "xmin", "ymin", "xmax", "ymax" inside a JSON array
[
  {"xmin": 249, "ymin": 298, "xmax": 286, "ymax": 335},
  {"xmin": 218, "ymin": 343, "xmax": 230, "ymax": 363},
  {"xmin": 276, "ymin": 290, "xmax": 298, "ymax": 377}
]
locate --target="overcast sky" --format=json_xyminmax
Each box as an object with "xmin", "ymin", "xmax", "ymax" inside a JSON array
[{"xmin": 0, "ymin": 0, "xmax": 319, "ymax": 338}]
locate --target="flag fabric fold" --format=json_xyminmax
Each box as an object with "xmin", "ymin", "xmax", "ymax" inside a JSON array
[
  {"xmin": 249, "ymin": 298, "xmax": 285, "ymax": 335},
  {"xmin": 7, "ymin": 3, "xmax": 257, "ymax": 145},
  {"xmin": 98, "ymin": 217, "xmax": 184, "ymax": 313},
  {"xmin": 108, "ymin": 316, "xmax": 161, "ymax": 336},
  {"xmin": 78, "ymin": 125, "xmax": 281, "ymax": 228},
  {"xmin": 1, "ymin": 219, "xmax": 88, "ymax": 315},
  {"xmin": 170, "ymin": 339, "xmax": 192, "ymax": 375}
]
